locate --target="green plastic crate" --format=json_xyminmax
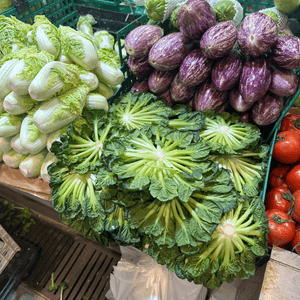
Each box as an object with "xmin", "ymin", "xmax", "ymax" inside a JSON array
[
  {"xmin": 74, "ymin": 0, "xmax": 145, "ymax": 15},
  {"xmin": 1, "ymin": 0, "xmax": 79, "ymax": 28},
  {"xmin": 238, "ymin": 0, "xmax": 274, "ymax": 16}
]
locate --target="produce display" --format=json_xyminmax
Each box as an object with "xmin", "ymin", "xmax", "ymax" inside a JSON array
[
  {"xmin": 266, "ymin": 111, "xmax": 300, "ymax": 255},
  {"xmin": 0, "ymin": 14, "xmax": 124, "ymax": 182},
  {"xmin": 1, "ymin": 0, "xmax": 300, "ymax": 292},
  {"xmin": 127, "ymin": 1, "xmax": 300, "ymax": 127},
  {"xmin": 49, "ymin": 91, "xmax": 269, "ymax": 289}
]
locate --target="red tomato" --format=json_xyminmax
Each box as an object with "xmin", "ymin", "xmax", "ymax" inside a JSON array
[
  {"xmin": 291, "ymin": 227, "xmax": 300, "ymax": 254},
  {"xmin": 272, "ymin": 131, "xmax": 300, "ymax": 164},
  {"xmin": 265, "ymin": 187, "xmax": 293, "ymax": 213},
  {"xmin": 280, "ymin": 113, "xmax": 300, "ymax": 135},
  {"xmin": 292, "ymin": 190, "xmax": 300, "ymax": 223},
  {"xmin": 286, "ymin": 165, "xmax": 300, "ymax": 193},
  {"xmin": 269, "ymin": 166, "xmax": 291, "ymax": 188},
  {"xmin": 266, "ymin": 209, "xmax": 295, "ymax": 246}
]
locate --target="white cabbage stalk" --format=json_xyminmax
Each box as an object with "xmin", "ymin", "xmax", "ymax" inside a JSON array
[
  {"xmin": 29, "ymin": 61, "xmax": 80, "ymax": 101},
  {"xmin": 114, "ymin": 39, "xmax": 126, "ymax": 58},
  {"xmin": 0, "ymin": 59, "xmax": 19, "ymax": 99},
  {"xmin": 3, "ymin": 149, "xmax": 28, "ymax": 168},
  {"xmin": 40, "ymin": 152, "xmax": 58, "ymax": 182},
  {"xmin": 57, "ymin": 51, "xmax": 72, "ymax": 64},
  {"xmin": 32, "ymin": 84, "xmax": 89, "ymax": 134},
  {"xmin": 85, "ymin": 93, "xmax": 109, "ymax": 110},
  {"xmin": 4, "ymin": 92, "xmax": 36, "ymax": 115},
  {"xmin": 77, "ymin": 14, "xmax": 96, "ymax": 37},
  {"xmin": 8, "ymin": 59, "xmax": 29, "ymax": 95},
  {"xmin": 20, "ymin": 115, "xmax": 48, "ymax": 154},
  {"xmin": 0, "ymin": 113, "xmax": 23, "ymax": 137},
  {"xmin": 59, "ymin": 26, "xmax": 98, "ymax": 70},
  {"xmin": 19, "ymin": 149, "xmax": 48, "ymax": 177},
  {"xmin": 110, "ymin": 83, "xmax": 122, "ymax": 92},
  {"xmin": 94, "ymin": 31, "xmax": 114, "ymax": 50},
  {"xmin": 9, "ymin": 49, "xmax": 54, "ymax": 96},
  {"xmin": 47, "ymin": 126, "xmax": 67, "ymax": 152},
  {"xmin": 79, "ymin": 71, "xmax": 99, "ymax": 91},
  {"xmin": 94, "ymin": 61, "xmax": 124, "ymax": 86},
  {"xmin": 97, "ymin": 82, "xmax": 114, "ymax": 99},
  {"xmin": 32, "ymin": 15, "xmax": 61, "ymax": 59},
  {"xmin": 11, "ymin": 133, "xmax": 29, "ymax": 154},
  {"xmin": 0, "ymin": 137, "xmax": 12, "ymax": 153},
  {"xmin": 27, "ymin": 30, "xmax": 33, "ymax": 44}
]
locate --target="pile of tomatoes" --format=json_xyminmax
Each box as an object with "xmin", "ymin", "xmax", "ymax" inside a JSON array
[{"xmin": 266, "ymin": 113, "xmax": 300, "ymax": 253}]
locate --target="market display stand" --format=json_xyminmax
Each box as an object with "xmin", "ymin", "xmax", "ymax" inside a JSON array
[{"xmin": 0, "ymin": 184, "xmax": 121, "ymax": 300}]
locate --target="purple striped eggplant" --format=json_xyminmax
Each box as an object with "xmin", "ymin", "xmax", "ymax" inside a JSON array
[
  {"xmin": 170, "ymin": 74, "xmax": 197, "ymax": 103},
  {"xmin": 131, "ymin": 80, "xmax": 149, "ymax": 93},
  {"xmin": 159, "ymin": 89, "xmax": 173, "ymax": 107},
  {"xmin": 229, "ymin": 88, "xmax": 254, "ymax": 112},
  {"xmin": 240, "ymin": 111, "xmax": 250, "ymax": 123},
  {"xmin": 251, "ymin": 93, "xmax": 283, "ymax": 126},
  {"xmin": 211, "ymin": 52, "xmax": 243, "ymax": 91},
  {"xmin": 148, "ymin": 70, "xmax": 177, "ymax": 94},
  {"xmin": 269, "ymin": 68, "xmax": 299, "ymax": 97},
  {"xmin": 239, "ymin": 56, "xmax": 272, "ymax": 103},
  {"xmin": 271, "ymin": 36, "xmax": 300, "ymax": 70},
  {"xmin": 125, "ymin": 25, "xmax": 163, "ymax": 58},
  {"xmin": 178, "ymin": 49, "xmax": 213, "ymax": 87},
  {"xmin": 177, "ymin": 0, "xmax": 216, "ymax": 40},
  {"xmin": 200, "ymin": 21, "xmax": 237, "ymax": 59},
  {"xmin": 148, "ymin": 33, "xmax": 191, "ymax": 71},
  {"xmin": 194, "ymin": 79, "xmax": 229, "ymax": 111},
  {"xmin": 128, "ymin": 56, "xmax": 154, "ymax": 78},
  {"xmin": 238, "ymin": 12, "xmax": 278, "ymax": 57}
]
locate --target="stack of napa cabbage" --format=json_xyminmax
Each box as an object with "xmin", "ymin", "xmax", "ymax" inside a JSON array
[{"xmin": 0, "ymin": 14, "xmax": 124, "ymax": 181}]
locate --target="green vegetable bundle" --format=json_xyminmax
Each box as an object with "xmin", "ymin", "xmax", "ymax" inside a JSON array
[{"xmin": 49, "ymin": 91, "xmax": 269, "ymax": 289}]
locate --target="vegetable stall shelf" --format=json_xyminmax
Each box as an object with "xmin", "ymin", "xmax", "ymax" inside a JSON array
[{"xmin": 113, "ymin": 2, "xmax": 300, "ymax": 204}]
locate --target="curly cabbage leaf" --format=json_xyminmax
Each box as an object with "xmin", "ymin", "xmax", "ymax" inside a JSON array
[
  {"xmin": 59, "ymin": 25, "xmax": 98, "ymax": 70},
  {"xmin": 94, "ymin": 30, "xmax": 114, "ymax": 50},
  {"xmin": 76, "ymin": 14, "xmax": 96, "ymax": 37},
  {"xmin": 0, "ymin": 16, "xmax": 31, "ymax": 55}
]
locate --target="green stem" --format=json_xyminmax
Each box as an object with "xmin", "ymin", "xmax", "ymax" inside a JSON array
[
  {"xmin": 74, "ymin": 136, "xmax": 92, "ymax": 144},
  {"xmin": 231, "ymin": 235, "xmax": 246, "ymax": 253},
  {"xmin": 167, "ymin": 159, "xmax": 194, "ymax": 174}
]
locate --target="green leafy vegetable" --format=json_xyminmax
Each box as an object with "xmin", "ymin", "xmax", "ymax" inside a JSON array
[
  {"xmin": 184, "ymin": 196, "xmax": 268, "ymax": 288},
  {"xmin": 199, "ymin": 113, "xmax": 261, "ymax": 154},
  {"xmin": 32, "ymin": 15, "xmax": 61, "ymax": 59},
  {"xmin": 0, "ymin": 16, "xmax": 31, "ymax": 55},
  {"xmin": 52, "ymin": 109, "xmax": 121, "ymax": 174},
  {"xmin": 58, "ymin": 282, "xmax": 68, "ymax": 300},
  {"xmin": 209, "ymin": 144, "xmax": 269, "ymax": 197},
  {"xmin": 94, "ymin": 30, "xmax": 114, "ymax": 50},
  {"xmin": 48, "ymin": 273, "xmax": 58, "ymax": 292},
  {"xmin": 111, "ymin": 125, "xmax": 211, "ymax": 202},
  {"xmin": 77, "ymin": 14, "xmax": 96, "ymax": 37}
]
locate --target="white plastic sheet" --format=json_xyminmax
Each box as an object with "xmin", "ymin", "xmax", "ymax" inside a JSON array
[{"xmin": 108, "ymin": 246, "xmax": 207, "ymax": 300}]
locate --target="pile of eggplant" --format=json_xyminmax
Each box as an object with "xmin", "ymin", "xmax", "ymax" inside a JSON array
[{"xmin": 126, "ymin": 0, "xmax": 300, "ymax": 126}]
